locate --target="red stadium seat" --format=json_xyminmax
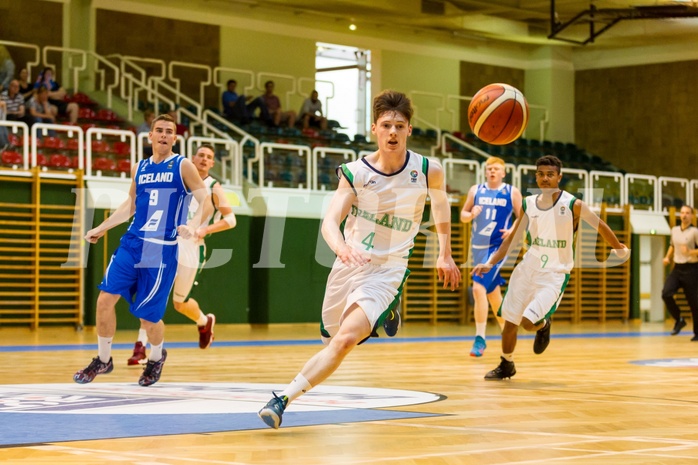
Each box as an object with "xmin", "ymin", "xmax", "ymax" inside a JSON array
[
  {"xmin": 80, "ymin": 123, "xmax": 96, "ymax": 132},
  {"xmin": 78, "ymin": 108, "xmax": 96, "ymax": 120},
  {"xmin": 36, "ymin": 153, "xmax": 48, "ymax": 167},
  {"xmin": 8, "ymin": 134, "xmax": 21, "ymax": 146},
  {"xmin": 48, "ymin": 153, "xmax": 72, "ymax": 169},
  {"xmin": 1, "ymin": 150, "xmax": 23, "ymax": 166},
  {"xmin": 70, "ymin": 92, "xmax": 97, "ymax": 106},
  {"xmin": 91, "ymin": 140, "xmax": 111, "ymax": 154},
  {"xmin": 92, "ymin": 157, "xmax": 116, "ymax": 172},
  {"xmin": 116, "ymin": 159, "xmax": 131, "ymax": 174},
  {"xmin": 66, "ymin": 138, "xmax": 80, "ymax": 152},
  {"xmin": 111, "ymin": 141, "xmax": 131, "ymax": 158},
  {"xmin": 43, "ymin": 136, "xmax": 66, "ymax": 150},
  {"xmin": 96, "ymin": 109, "xmax": 119, "ymax": 122}
]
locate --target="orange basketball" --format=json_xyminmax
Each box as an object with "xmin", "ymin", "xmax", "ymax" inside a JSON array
[{"xmin": 468, "ymin": 83, "xmax": 529, "ymax": 145}]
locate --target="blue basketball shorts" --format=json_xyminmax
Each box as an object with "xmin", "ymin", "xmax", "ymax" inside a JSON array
[
  {"xmin": 98, "ymin": 236, "xmax": 178, "ymax": 323},
  {"xmin": 471, "ymin": 245, "xmax": 506, "ymax": 294}
]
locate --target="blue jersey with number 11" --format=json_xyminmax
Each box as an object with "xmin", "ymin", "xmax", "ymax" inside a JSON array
[
  {"xmin": 126, "ymin": 154, "xmax": 189, "ymax": 243},
  {"xmin": 471, "ymin": 183, "xmax": 513, "ymax": 248}
]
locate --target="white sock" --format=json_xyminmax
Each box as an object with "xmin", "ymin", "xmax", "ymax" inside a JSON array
[
  {"xmin": 196, "ymin": 313, "xmax": 208, "ymax": 326},
  {"xmin": 502, "ymin": 353, "xmax": 514, "ymax": 362},
  {"xmin": 97, "ymin": 336, "xmax": 113, "ymax": 363},
  {"xmin": 137, "ymin": 329, "xmax": 148, "ymax": 345},
  {"xmin": 279, "ymin": 374, "xmax": 313, "ymax": 404},
  {"xmin": 475, "ymin": 322, "xmax": 487, "ymax": 339},
  {"xmin": 149, "ymin": 340, "xmax": 164, "ymax": 362}
]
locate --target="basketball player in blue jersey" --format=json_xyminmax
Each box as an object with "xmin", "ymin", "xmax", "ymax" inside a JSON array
[
  {"xmin": 461, "ymin": 156, "xmax": 522, "ymax": 357},
  {"xmin": 127, "ymin": 143, "xmax": 237, "ymax": 365},
  {"xmin": 473, "ymin": 155, "xmax": 628, "ymax": 380},
  {"xmin": 74, "ymin": 114, "xmax": 213, "ymax": 387},
  {"xmin": 257, "ymin": 90, "xmax": 461, "ymax": 429}
]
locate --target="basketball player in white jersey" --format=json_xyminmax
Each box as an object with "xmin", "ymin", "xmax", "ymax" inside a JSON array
[
  {"xmin": 472, "ymin": 155, "xmax": 628, "ymax": 380},
  {"xmin": 257, "ymin": 90, "xmax": 461, "ymax": 429},
  {"xmin": 127, "ymin": 144, "xmax": 237, "ymax": 365},
  {"xmin": 461, "ymin": 157, "xmax": 522, "ymax": 357}
]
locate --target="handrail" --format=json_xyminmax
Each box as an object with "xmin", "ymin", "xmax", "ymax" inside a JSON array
[
  {"xmin": 311, "ymin": 147, "xmax": 355, "ymax": 190},
  {"xmin": 259, "ymin": 142, "xmax": 312, "ymax": 190},
  {"xmin": 42, "ymin": 47, "xmax": 120, "ymax": 108},
  {"xmin": 108, "ymin": 54, "xmax": 167, "ymax": 114},
  {"xmin": 213, "ymin": 66, "xmax": 256, "ymax": 101},
  {"xmin": 84, "ymin": 127, "xmax": 135, "ymax": 177},
  {"xmin": 186, "ymin": 136, "xmax": 241, "ymax": 187},
  {"xmin": 658, "ymin": 176, "xmax": 689, "ymax": 212},
  {"xmin": 297, "ymin": 77, "xmax": 335, "ymax": 117},
  {"xmin": 202, "ymin": 109, "xmax": 260, "ymax": 183},
  {"xmin": 440, "ymin": 133, "xmax": 489, "ymax": 160},
  {"xmin": 256, "ymin": 72, "xmax": 297, "ymax": 109},
  {"xmin": 168, "ymin": 61, "xmax": 212, "ymax": 112},
  {"xmin": 0, "ymin": 120, "xmax": 30, "ymax": 169},
  {"xmin": 624, "ymin": 173, "xmax": 659, "ymax": 212},
  {"xmin": 30, "ymin": 123, "xmax": 85, "ymax": 170},
  {"xmin": 0, "ymin": 40, "xmax": 41, "ymax": 79},
  {"xmin": 150, "ymin": 77, "xmax": 203, "ymax": 118}
]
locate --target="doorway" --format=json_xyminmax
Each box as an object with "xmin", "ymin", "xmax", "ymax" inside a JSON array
[{"xmin": 315, "ymin": 42, "xmax": 371, "ymax": 138}]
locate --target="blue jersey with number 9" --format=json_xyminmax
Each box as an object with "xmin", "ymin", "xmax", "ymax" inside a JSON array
[{"xmin": 127, "ymin": 154, "xmax": 189, "ymax": 243}]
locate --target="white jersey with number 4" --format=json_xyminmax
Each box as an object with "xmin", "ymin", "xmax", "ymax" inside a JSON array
[
  {"xmin": 521, "ymin": 190, "xmax": 577, "ymax": 273},
  {"xmin": 338, "ymin": 151, "xmax": 429, "ymax": 266}
]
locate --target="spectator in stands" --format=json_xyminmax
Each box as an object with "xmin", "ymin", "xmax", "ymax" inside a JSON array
[
  {"xmin": 17, "ymin": 68, "xmax": 35, "ymax": 101},
  {"xmin": 221, "ymin": 79, "xmax": 269, "ymax": 125},
  {"xmin": 34, "ymin": 67, "xmax": 78, "ymax": 124},
  {"xmin": 0, "ymin": 100, "xmax": 8, "ymax": 148},
  {"xmin": 0, "ymin": 46, "xmax": 14, "ymax": 93},
  {"xmin": 28, "ymin": 86, "xmax": 56, "ymax": 126},
  {"xmin": 167, "ymin": 109, "xmax": 189, "ymax": 137},
  {"xmin": 261, "ymin": 80, "xmax": 296, "ymax": 128},
  {"xmin": 299, "ymin": 89, "xmax": 328, "ymax": 130},
  {"xmin": 1, "ymin": 79, "xmax": 34, "ymax": 127},
  {"xmin": 137, "ymin": 109, "xmax": 155, "ymax": 134}
]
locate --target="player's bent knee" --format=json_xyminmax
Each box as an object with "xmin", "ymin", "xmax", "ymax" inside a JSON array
[{"xmin": 520, "ymin": 317, "xmax": 537, "ymax": 331}]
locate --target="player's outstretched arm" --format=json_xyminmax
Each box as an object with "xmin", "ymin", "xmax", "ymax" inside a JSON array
[
  {"xmin": 500, "ymin": 186, "xmax": 523, "ymax": 240},
  {"xmin": 196, "ymin": 182, "xmax": 236, "ymax": 238},
  {"xmin": 84, "ymin": 167, "xmax": 137, "ymax": 243},
  {"xmin": 574, "ymin": 199, "xmax": 629, "ymax": 259},
  {"xmin": 428, "ymin": 160, "xmax": 461, "ymax": 291},
  {"xmin": 459, "ymin": 184, "xmax": 481, "ymax": 224},
  {"xmin": 472, "ymin": 212, "xmax": 527, "ymax": 278}
]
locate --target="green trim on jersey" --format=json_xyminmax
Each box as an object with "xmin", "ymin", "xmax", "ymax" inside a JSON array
[
  {"xmin": 339, "ymin": 164, "xmax": 357, "ymax": 196},
  {"xmin": 538, "ymin": 272, "xmax": 571, "ymax": 324},
  {"xmin": 376, "ymin": 268, "xmax": 411, "ymax": 330}
]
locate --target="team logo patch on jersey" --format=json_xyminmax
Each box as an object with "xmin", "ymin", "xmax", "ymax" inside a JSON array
[
  {"xmin": 363, "ymin": 179, "xmax": 377, "ymax": 188},
  {"xmin": 559, "ymin": 205, "xmax": 566, "ymax": 215},
  {"xmin": 410, "ymin": 170, "xmax": 418, "ymax": 183}
]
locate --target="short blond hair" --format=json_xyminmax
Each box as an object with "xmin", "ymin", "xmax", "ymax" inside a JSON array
[{"xmin": 485, "ymin": 156, "xmax": 505, "ymax": 167}]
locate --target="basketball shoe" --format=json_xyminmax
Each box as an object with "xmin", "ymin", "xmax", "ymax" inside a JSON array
[
  {"xmin": 258, "ymin": 392, "xmax": 288, "ymax": 429},
  {"xmin": 127, "ymin": 341, "xmax": 147, "ymax": 366},
  {"xmin": 470, "ymin": 335, "xmax": 487, "ymax": 357},
  {"xmin": 383, "ymin": 308, "xmax": 400, "ymax": 337},
  {"xmin": 484, "ymin": 356, "xmax": 516, "ymax": 380},
  {"xmin": 198, "ymin": 313, "xmax": 216, "ymax": 349},
  {"xmin": 138, "ymin": 349, "xmax": 167, "ymax": 387},
  {"xmin": 74, "ymin": 356, "xmax": 114, "ymax": 384},
  {"xmin": 671, "ymin": 318, "xmax": 687, "ymax": 335},
  {"xmin": 533, "ymin": 318, "xmax": 551, "ymax": 354}
]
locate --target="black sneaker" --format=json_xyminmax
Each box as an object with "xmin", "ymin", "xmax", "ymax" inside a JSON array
[
  {"xmin": 485, "ymin": 356, "xmax": 516, "ymax": 380},
  {"xmin": 671, "ymin": 318, "xmax": 687, "ymax": 336},
  {"xmin": 533, "ymin": 318, "xmax": 551, "ymax": 354},
  {"xmin": 691, "ymin": 335, "xmax": 698, "ymax": 342},
  {"xmin": 258, "ymin": 392, "xmax": 289, "ymax": 429},
  {"xmin": 138, "ymin": 349, "xmax": 167, "ymax": 386},
  {"xmin": 383, "ymin": 308, "xmax": 401, "ymax": 337},
  {"xmin": 74, "ymin": 356, "xmax": 114, "ymax": 384}
]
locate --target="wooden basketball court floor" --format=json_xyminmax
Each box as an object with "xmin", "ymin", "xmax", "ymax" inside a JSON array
[{"xmin": 1, "ymin": 320, "xmax": 698, "ymax": 465}]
